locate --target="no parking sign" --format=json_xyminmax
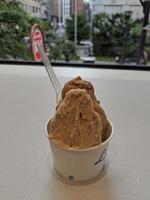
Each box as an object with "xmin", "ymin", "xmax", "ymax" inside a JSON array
[{"xmin": 30, "ymin": 24, "xmax": 44, "ymax": 61}]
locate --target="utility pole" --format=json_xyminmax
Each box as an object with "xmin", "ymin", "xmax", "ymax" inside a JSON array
[
  {"xmin": 58, "ymin": 0, "xmax": 61, "ymax": 29},
  {"xmin": 62, "ymin": 0, "xmax": 65, "ymax": 25},
  {"xmin": 137, "ymin": 0, "xmax": 150, "ymax": 64},
  {"xmin": 122, "ymin": 10, "xmax": 132, "ymax": 64},
  {"xmin": 90, "ymin": 0, "xmax": 93, "ymax": 42},
  {"xmin": 74, "ymin": 0, "xmax": 77, "ymax": 45}
]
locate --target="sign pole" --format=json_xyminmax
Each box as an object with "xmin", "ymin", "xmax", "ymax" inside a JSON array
[{"xmin": 74, "ymin": 0, "xmax": 77, "ymax": 45}]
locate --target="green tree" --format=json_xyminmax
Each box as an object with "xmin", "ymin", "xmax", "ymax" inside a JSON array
[
  {"xmin": 92, "ymin": 12, "xmax": 141, "ymax": 57},
  {"xmin": 129, "ymin": 19, "xmax": 141, "ymax": 56},
  {"xmin": 66, "ymin": 15, "xmax": 90, "ymax": 44},
  {"xmin": 0, "ymin": 0, "xmax": 31, "ymax": 59},
  {"xmin": 92, "ymin": 13, "xmax": 112, "ymax": 56},
  {"xmin": 0, "ymin": 0, "xmax": 54, "ymax": 60},
  {"xmin": 61, "ymin": 39, "xmax": 75, "ymax": 61},
  {"xmin": 110, "ymin": 13, "xmax": 141, "ymax": 57},
  {"xmin": 49, "ymin": 37, "xmax": 75, "ymax": 61}
]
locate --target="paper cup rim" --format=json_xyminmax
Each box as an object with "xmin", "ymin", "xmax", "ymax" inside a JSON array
[{"xmin": 45, "ymin": 118, "xmax": 114, "ymax": 152}]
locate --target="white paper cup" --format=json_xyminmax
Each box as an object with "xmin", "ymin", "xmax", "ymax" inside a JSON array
[{"xmin": 45, "ymin": 119, "xmax": 113, "ymax": 181}]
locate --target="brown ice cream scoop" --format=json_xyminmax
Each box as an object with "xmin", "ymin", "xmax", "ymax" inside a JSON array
[
  {"xmin": 62, "ymin": 76, "xmax": 96, "ymax": 102},
  {"xmin": 61, "ymin": 76, "xmax": 108, "ymax": 141},
  {"xmin": 49, "ymin": 89, "xmax": 103, "ymax": 148}
]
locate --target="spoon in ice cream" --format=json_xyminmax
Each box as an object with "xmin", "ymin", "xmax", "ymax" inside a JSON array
[{"xmin": 37, "ymin": 42, "xmax": 61, "ymax": 104}]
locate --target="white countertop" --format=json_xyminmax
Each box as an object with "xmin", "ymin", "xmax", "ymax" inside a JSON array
[{"xmin": 0, "ymin": 64, "xmax": 150, "ymax": 200}]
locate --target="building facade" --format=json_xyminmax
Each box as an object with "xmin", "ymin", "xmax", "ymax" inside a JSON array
[
  {"xmin": 62, "ymin": 0, "xmax": 71, "ymax": 24},
  {"xmin": 92, "ymin": 0, "xmax": 143, "ymax": 19},
  {"xmin": 41, "ymin": 0, "xmax": 50, "ymax": 20},
  {"xmin": 71, "ymin": 0, "xmax": 86, "ymax": 16},
  {"xmin": 19, "ymin": 0, "xmax": 50, "ymax": 20},
  {"xmin": 49, "ymin": 0, "xmax": 59, "ymax": 20},
  {"xmin": 85, "ymin": 2, "xmax": 91, "ymax": 22},
  {"xmin": 49, "ymin": 0, "xmax": 71, "ymax": 26}
]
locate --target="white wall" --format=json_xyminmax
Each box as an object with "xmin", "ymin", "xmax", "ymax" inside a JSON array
[{"xmin": 92, "ymin": 0, "xmax": 143, "ymax": 19}]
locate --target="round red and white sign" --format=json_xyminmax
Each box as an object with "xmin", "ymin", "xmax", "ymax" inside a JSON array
[{"xmin": 30, "ymin": 24, "xmax": 44, "ymax": 61}]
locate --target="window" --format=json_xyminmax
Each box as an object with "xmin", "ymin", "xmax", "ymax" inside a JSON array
[
  {"xmin": 25, "ymin": 4, "xmax": 28, "ymax": 10},
  {"xmin": 0, "ymin": 0, "xmax": 149, "ymax": 66},
  {"xmin": 33, "ymin": 6, "xmax": 35, "ymax": 13}
]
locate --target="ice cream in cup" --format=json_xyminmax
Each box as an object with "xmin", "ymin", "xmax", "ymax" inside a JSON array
[
  {"xmin": 45, "ymin": 76, "xmax": 114, "ymax": 181},
  {"xmin": 46, "ymin": 119, "xmax": 113, "ymax": 181}
]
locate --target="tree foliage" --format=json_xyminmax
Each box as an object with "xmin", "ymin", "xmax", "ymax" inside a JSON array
[
  {"xmin": 0, "ymin": 0, "xmax": 31, "ymax": 59},
  {"xmin": 0, "ymin": 0, "xmax": 53, "ymax": 60},
  {"xmin": 93, "ymin": 12, "xmax": 141, "ymax": 57},
  {"xmin": 66, "ymin": 15, "xmax": 90, "ymax": 44},
  {"xmin": 92, "ymin": 13, "xmax": 112, "ymax": 56},
  {"xmin": 49, "ymin": 37, "xmax": 75, "ymax": 61}
]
